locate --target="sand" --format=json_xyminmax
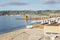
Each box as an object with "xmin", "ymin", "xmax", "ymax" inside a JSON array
[
  {"xmin": 0, "ymin": 28, "xmax": 44, "ymax": 40},
  {"xmin": 0, "ymin": 25, "xmax": 60, "ymax": 40}
]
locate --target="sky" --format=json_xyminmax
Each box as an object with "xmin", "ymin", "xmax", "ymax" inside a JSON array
[{"xmin": 0, "ymin": 0, "xmax": 60, "ymax": 11}]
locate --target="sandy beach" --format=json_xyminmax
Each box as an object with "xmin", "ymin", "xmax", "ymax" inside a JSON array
[
  {"xmin": 0, "ymin": 24, "xmax": 60, "ymax": 40},
  {"xmin": 0, "ymin": 28, "xmax": 44, "ymax": 40}
]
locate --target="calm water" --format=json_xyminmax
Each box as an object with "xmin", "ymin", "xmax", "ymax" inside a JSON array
[
  {"xmin": 0, "ymin": 16, "xmax": 40, "ymax": 34},
  {"xmin": 0, "ymin": 16, "xmax": 29, "ymax": 34}
]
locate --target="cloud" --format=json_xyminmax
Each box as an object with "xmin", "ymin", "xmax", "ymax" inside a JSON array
[
  {"xmin": 8, "ymin": 2, "xmax": 28, "ymax": 5},
  {"xmin": 0, "ymin": 2, "xmax": 28, "ymax": 6},
  {"xmin": 43, "ymin": 0, "xmax": 60, "ymax": 4}
]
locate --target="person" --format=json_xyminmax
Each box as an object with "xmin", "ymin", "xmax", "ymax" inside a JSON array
[{"xmin": 24, "ymin": 15, "xmax": 28, "ymax": 20}]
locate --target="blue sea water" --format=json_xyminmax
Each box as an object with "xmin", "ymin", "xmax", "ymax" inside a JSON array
[
  {"xmin": 0, "ymin": 16, "xmax": 28, "ymax": 34},
  {"xmin": 0, "ymin": 16, "xmax": 41, "ymax": 34}
]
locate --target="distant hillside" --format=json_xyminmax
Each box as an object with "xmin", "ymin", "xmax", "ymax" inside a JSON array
[{"xmin": 0, "ymin": 10, "xmax": 60, "ymax": 16}]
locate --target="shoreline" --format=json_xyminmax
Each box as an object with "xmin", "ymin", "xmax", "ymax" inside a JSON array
[{"xmin": 0, "ymin": 26, "xmax": 26, "ymax": 35}]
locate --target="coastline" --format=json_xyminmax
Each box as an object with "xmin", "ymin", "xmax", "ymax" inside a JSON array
[{"xmin": 0, "ymin": 26, "xmax": 26, "ymax": 35}]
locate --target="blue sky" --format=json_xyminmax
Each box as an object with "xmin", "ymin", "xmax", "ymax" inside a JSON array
[{"xmin": 0, "ymin": 0, "xmax": 60, "ymax": 11}]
